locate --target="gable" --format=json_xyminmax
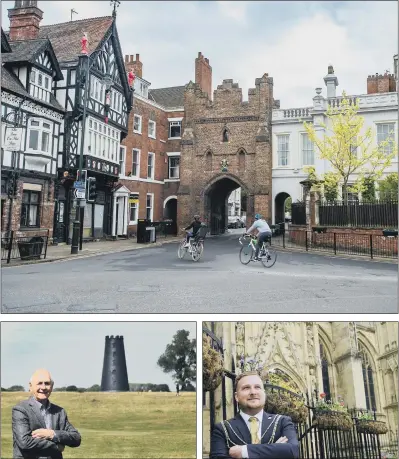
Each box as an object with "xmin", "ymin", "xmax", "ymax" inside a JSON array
[{"xmin": 35, "ymin": 50, "xmax": 52, "ymax": 72}]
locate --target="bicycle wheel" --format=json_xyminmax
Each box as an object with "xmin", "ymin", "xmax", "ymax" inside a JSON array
[
  {"xmin": 260, "ymin": 242, "xmax": 277, "ymax": 268},
  {"xmin": 196, "ymin": 241, "xmax": 204, "ymax": 258},
  {"xmin": 177, "ymin": 240, "xmax": 187, "ymax": 259},
  {"xmin": 239, "ymin": 244, "xmax": 253, "ymax": 265},
  {"xmin": 191, "ymin": 244, "xmax": 202, "ymax": 262}
]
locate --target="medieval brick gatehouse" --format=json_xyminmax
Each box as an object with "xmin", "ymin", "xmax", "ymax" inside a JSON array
[{"xmin": 177, "ymin": 52, "xmax": 275, "ymax": 234}]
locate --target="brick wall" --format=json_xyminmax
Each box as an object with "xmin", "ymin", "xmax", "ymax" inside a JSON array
[
  {"xmin": 367, "ymin": 73, "xmax": 396, "ymax": 94},
  {"xmin": 195, "ymin": 52, "xmax": 212, "ymax": 99},
  {"xmin": 178, "ymin": 67, "xmax": 273, "ymax": 231},
  {"xmin": 8, "ymin": 4, "xmax": 43, "ymax": 40}
]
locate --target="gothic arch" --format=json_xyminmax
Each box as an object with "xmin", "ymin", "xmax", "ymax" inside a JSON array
[
  {"xmin": 237, "ymin": 148, "xmax": 247, "ymax": 171},
  {"xmin": 266, "ymin": 363, "xmax": 306, "ymax": 394},
  {"xmin": 220, "ymin": 125, "xmax": 230, "ymax": 142},
  {"xmin": 203, "ymin": 172, "xmax": 249, "ymax": 196},
  {"xmin": 358, "ymin": 339, "xmax": 378, "ymax": 411}
]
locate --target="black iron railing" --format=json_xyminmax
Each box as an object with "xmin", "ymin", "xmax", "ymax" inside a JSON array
[
  {"xmin": 319, "ymin": 200, "xmax": 398, "ymax": 228},
  {"xmin": 1, "ymin": 229, "xmax": 50, "ymax": 264},
  {"xmin": 272, "ymin": 230, "xmax": 397, "ymax": 259},
  {"xmin": 292, "ymin": 201, "xmax": 307, "ymax": 225}
]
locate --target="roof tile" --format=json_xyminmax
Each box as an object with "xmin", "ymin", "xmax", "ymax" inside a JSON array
[{"xmin": 149, "ymin": 86, "xmax": 185, "ymax": 109}]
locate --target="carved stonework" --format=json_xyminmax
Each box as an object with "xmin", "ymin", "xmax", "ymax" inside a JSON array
[
  {"xmin": 306, "ymin": 322, "xmax": 316, "ymax": 368},
  {"xmin": 235, "ymin": 322, "xmax": 245, "ymax": 373}
]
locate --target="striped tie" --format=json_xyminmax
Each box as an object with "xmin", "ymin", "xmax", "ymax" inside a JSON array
[{"xmin": 249, "ymin": 416, "xmax": 260, "ymax": 444}]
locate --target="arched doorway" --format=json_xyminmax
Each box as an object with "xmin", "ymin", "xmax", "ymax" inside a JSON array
[
  {"xmin": 204, "ymin": 175, "xmax": 250, "ymax": 235},
  {"xmin": 164, "ymin": 196, "xmax": 177, "ymax": 235},
  {"xmin": 274, "ymin": 192, "xmax": 291, "ymax": 225}
]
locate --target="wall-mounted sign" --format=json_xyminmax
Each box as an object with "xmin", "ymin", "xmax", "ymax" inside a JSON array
[
  {"xmin": 129, "ymin": 198, "xmax": 139, "ymax": 204},
  {"xmin": 4, "ymin": 127, "xmax": 23, "ymax": 151},
  {"xmin": 85, "ymin": 156, "xmax": 119, "ymax": 177}
]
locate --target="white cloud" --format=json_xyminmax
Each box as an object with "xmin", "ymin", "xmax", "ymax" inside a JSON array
[{"xmin": 217, "ymin": 0, "xmax": 249, "ymax": 24}]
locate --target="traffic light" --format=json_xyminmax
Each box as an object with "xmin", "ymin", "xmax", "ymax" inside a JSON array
[{"xmin": 87, "ymin": 177, "xmax": 97, "ymax": 202}]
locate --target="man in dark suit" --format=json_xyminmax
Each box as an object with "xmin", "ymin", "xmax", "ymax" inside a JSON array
[
  {"xmin": 12, "ymin": 368, "xmax": 81, "ymax": 459},
  {"xmin": 210, "ymin": 371, "xmax": 299, "ymax": 459}
]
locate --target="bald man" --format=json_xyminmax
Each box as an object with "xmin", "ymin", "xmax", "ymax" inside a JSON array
[{"xmin": 12, "ymin": 369, "xmax": 81, "ymax": 459}]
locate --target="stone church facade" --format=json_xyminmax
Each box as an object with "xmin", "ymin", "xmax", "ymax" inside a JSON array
[
  {"xmin": 177, "ymin": 53, "xmax": 274, "ymax": 234},
  {"xmin": 203, "ymin": 321, "xmax": 398, "ymax": 455}
]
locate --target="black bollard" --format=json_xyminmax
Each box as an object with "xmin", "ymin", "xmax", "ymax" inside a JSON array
[{"xmin": 100, "ymin": 335, "xmax": 130, "ymax": 391}]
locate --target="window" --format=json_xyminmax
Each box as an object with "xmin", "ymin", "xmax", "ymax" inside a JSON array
[
  {"xmin": 29, "ymin": 68, "xmax": 52, "ymax": 103},
  {"xmin": 27, "ymin": 119, "xmax": 52, "ymax": 153},
  {"xmin": 359, "ymin": 344, "xmax": 377, "ymax": 411},
  {"xmin": 20, "ymin": 190, "xmax": 40, "ymax": 227},
  {"xmin": 342, "ymin": 185, "xmax": 359, "ymax": 202},
  {"xmin": 301, "ymin": 133, "xmax": 314, "ymax": 165},
  {"xmin": 146, "ymin": 193, "xmax": 153, "ymax": 221},
  {"xmin": 129, "ymin": 194, "xmax": 139, "ymax": 224},
  {"xmin": 169, "ymin": 120, "xmax": 181, "ymax": 138},
  {"xmin": 377, "ymin": 123, "xmax": 395, "ymax": 155},
  {"xmin": 132, "ymin": 149, "xmax": 140, "ymax": 177},
  {"xmin": 168, "ymin": 156, "xmax": 180, "ymax": 179},
  {"xmin": 319, "ymin": 342, "xmax": 331, "ymax": 401},
  {"xmin": 90, "ymin": 75, "xmax": 104, "ymax": 103},
  {"xmin": 119, "ymin": 146, "xmax": 126, "ymax": 176},
  {"xmin": 222, "ymin": 128, "xmax": 229, "ymax": 142},
  {"xmin": 133, "ymin": 115, "xmax": 142, "ymax": 134},
  {"xmin": 148, "ymin": 120, "xmax": 156, "ymax": 139},
  {"xmin": 147, "ymin": 152, "xmax": 155, "ymax": 179},
  {"xmin": 87, "ymin": 116, "xmax": 120, "ymax": 162},
  {"xmin": 277, "ymin": 135, "xmax": 289, "ymax": 166}
]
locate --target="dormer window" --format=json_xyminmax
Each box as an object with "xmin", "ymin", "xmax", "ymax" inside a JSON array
[{"xmin": 29, "ymin": 68, "xmax": 51, "ymax": 103}]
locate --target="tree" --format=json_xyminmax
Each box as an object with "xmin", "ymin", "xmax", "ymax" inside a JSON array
[
  {"xmin": 303, "ymin": 93, "xmax": 397, "ymax": 204},
  {"xmin": 361, "ymin": 176, "xmax": 376, "ymax": 201},
  {"xmin": 7, "ymin": 385, "xmax": 25, "ymax": 392},
  {"xmin": 65, "ymin": 385, "xmax": 78, "ymax": 392},
  {"xmin": 284, "ymin": 197, "xmax": 292, "ymax": 214},
  {"xmin": 157, "ymin": 330, "xmax": 196, "ymax": 387},
  {"xmin": 87, "ymin": 384, "xmax": 101, "ymax": 392},
  {"xmin": 378, "ymin": 173, "xmax": 398, "ymax": 201}
]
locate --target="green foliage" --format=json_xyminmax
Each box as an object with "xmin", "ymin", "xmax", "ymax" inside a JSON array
[
  {"xmin": 86, "ymin": 384, "xmax": 101, "ymax": 392},
  {"xmin": 303, "ymin": 92, "xmax": 397, "ymax": 204},
  {"xmin": 285, "ymin": 197, "xmax": 292, "ymax": 213},
  {"xmin": 7, "ymin": 385, "xmax": 25, "ymax": 392},
  {"xmin": 360, "ymin": 176, "xmax": 376, "ymax": 201},
  {"xmin": 323, "ymin": 172, "xmax": 339, "ymax": 201},
  {"xmin": 379, "ymin": 173, "xmax": 398, "ymax": 201},
  {"xmin": 65, "ymin": 385, "xmax": 79, "ymax": 392},
  {"xmin": 157, "ymin": 330, "xmax": 196, "ymax": 386}
]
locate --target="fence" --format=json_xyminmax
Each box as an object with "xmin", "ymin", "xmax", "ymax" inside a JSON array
[
  {"xmin": 1, "ymin": 229, "xmax": 50, "ymax": 264},
  {"xmin": 272, "ymin": 230, "xmax": 398, "ymax": 259},
  {"xmin": 292, "ymin": 201, "xmax": 307, "ymax": 225},
  {"xmin": 319, "ymin": 201, "xmax": 398, "ymax": 228}
]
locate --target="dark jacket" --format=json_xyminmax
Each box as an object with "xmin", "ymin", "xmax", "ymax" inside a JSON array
[
  {"xmin": 185, "ymin": 220, "xmax": 202, "ymax": 235},
  {"xmin": 210, "ymin": 411, "xmax": 299, "ymax": 459},
  {"xmin": 12, "ymin": 397, "xmax": 81, "ymax": 459}
]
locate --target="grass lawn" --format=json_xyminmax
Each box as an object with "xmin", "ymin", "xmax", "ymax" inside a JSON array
[{"xmin": 1, "ymin": 392, "xmax": 196, "ymax": 458}]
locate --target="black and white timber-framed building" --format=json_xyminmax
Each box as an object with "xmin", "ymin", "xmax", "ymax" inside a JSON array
[
  {"xmin": 1, "ymin": 22, "xmax": 64, "ymax": 239},
  {"xmin": 3, "ymin": 0, "xmax": 133, "ymax": 244}
]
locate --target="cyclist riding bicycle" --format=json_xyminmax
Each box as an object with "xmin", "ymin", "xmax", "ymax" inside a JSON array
[
  {"xmin": 183, "ymin": 214, "xmax": 202, "ymax": 247},
  {"xmin": 244, "ymin": 213, "xmax": 272, "ymax": 261}
]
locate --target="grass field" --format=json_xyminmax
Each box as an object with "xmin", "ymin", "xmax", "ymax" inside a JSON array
[{"xmin": 1, "ymin": 392, "xmax": 196, "ymax": 458}]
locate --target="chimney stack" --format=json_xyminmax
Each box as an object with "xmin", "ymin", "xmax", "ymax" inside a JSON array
[
  {"xmin": 101, "ymin": 335, "xmax": 130, "ymax": 392},
  {"xmin": 323, "ymin": 65, "xmax": 339, "ymax": 98},
  {"xmin": 367, "ymin": 72, "xmax": 396, "ymax": 94},
  {"xmin": 124, "ymin": 53, "xmax": 142, "ymax": 79},
  {"xmin": 8, "ymin": 0, "xmax": 43, "ymax": 41},
  {"xmin": 195, "ymin": 52, "xmax": 212, "ymax": 99}
]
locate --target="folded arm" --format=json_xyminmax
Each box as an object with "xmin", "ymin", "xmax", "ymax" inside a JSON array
[
  {"xmin": 53, "ymin": 412, "xmax": 81, "ymax": 447},
  {"xmin": 12, "ymin": 407, "xmax": 61, "ymax": 457},
  {"xmin": 247, "ymin": 417, "xmax": 299, "ymax": 459},
  {"xmin": 210, "ymin": 423, "xmax": 232, "ymax": 459}
]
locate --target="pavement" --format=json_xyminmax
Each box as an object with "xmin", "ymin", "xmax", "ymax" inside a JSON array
[{"xmin": 2, "ymin": 230, "xmax": 397, "ymax": 313}]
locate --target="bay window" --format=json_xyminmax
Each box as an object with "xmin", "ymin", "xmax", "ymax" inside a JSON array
[{"xmin": 27, "ymin": 119, "xmax": 52, "ymax": 154}]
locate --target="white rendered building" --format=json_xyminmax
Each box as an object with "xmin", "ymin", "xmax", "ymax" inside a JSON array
[{"xmin": 271, "ymin": 57, "xmax": 398, "ymax": 224}]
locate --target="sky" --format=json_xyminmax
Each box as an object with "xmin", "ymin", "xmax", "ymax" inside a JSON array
[
  {"xmin": 1, "ymin": 1, "xmax": 397, "ymax": 108},
  {"xmin": 1, "ymin": 322, "xmax": 196, "ymax": 389}
]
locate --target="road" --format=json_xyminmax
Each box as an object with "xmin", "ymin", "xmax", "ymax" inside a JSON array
[{"xmin": 2, "ymin": 231, "xmax": 397, "ymax": 313}]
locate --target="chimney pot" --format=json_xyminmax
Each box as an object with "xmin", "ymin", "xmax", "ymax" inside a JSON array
[
  {"xmin": 130, "ymin": 55, "xmax": 134, "ymax": 63},
  {"xmin": 125, "ymin": 55, "xmax": 129, "ymax": 63},
  {"xmin": 136, "ymin": 53, "xmax": 140, "ymax": 61}
]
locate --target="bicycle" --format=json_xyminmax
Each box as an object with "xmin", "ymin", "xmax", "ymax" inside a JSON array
[
  {"xmin": 238, "ymin": 233, "xmax": 277, "ymax": 268},
  {"xmin": 177, "ymin": 230, "xmax": 205, "ymax": 262}
]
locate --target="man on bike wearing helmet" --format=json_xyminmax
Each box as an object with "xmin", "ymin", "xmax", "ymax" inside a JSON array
[
  {"xmin": 183, "ymin": 214, "xmax": 202, "ymax": 247},
  {"xmin": 245, "ymin": 213, "xmax": 272, "ymax": 261}
]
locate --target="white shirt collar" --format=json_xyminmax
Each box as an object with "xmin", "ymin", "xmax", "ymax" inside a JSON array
[{"xmin": 240, "ymin": 409, "xmax": 263, "ymax": 425}]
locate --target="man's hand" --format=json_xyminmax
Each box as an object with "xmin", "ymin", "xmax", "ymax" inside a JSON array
[
  {"xmin": 229, "ymin": 446, "xmax": 243, "ymax": 458},
  {"xmin": 31, "ymin": 428, "xmax": 55, "ymax": 440},
  {"xmin": 275, "ymin": 436, "xmax": 288, "ymax": 443}
]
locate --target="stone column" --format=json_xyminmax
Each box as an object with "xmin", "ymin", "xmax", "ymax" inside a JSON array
[{"xmin": 300, "ymin": 180, "xmax": 312, "ymax": 248}]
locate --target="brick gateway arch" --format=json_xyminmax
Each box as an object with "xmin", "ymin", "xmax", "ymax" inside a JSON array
[{"xmin": 177, "ymin": 62, "xmax": 274, "ymax": 235}]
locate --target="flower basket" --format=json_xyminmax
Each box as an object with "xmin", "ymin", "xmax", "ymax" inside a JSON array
[
  {"xmin": 356, "ymin": 420, "xmax": 388, "ymax": 435},
  {"xmin": 203, "ymin": 335, "xmax": 224, "ymax": 392},
  {"xmin": 265, "ymin": 390, "xmax": 308, "ymax": 424},
  {"xmin": 314, "ymin": 409, "xmax": 353, "ymax": 431}
]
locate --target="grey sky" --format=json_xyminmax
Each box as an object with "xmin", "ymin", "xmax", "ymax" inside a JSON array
[
  {"xmin": 1, "ymin": 1, "xmax": 397, "ymax": 107},
  {"xmin": 1, "ymin": 322, "xmax": 196, "ymax": 389}
]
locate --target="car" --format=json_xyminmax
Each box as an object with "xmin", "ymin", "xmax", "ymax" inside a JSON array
[{"xmin": 228, "ymin": 216, "xmax": 245, "ymax": 229}]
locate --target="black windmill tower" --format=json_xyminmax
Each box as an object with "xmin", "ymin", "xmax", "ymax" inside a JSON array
[{"xmin": 100, "ymin": 335, "xmax": 129, "ymax": 391}]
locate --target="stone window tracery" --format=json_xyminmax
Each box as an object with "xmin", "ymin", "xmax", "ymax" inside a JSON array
[{"xmin": 359, "ymin": 343, "xmax": 377, "ymax": 411}]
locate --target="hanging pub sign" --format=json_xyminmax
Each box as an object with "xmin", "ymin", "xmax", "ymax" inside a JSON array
[{"xmin": 4, "ymin": 127, "xmax": 23, "ymax": 151}]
